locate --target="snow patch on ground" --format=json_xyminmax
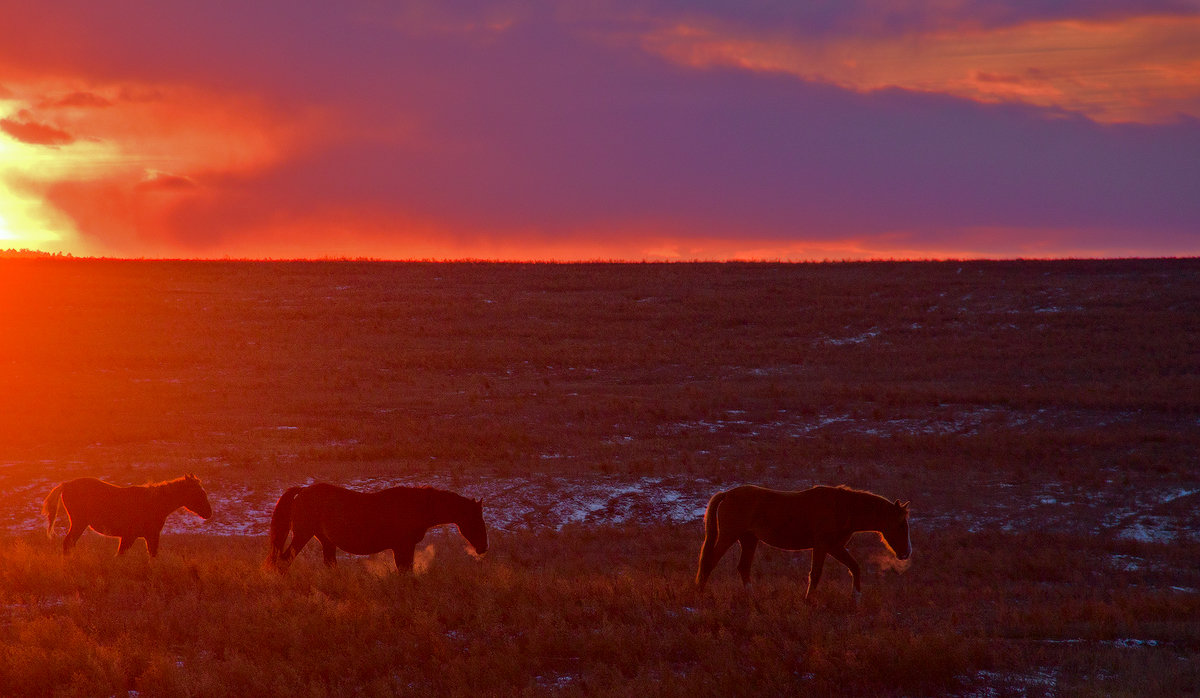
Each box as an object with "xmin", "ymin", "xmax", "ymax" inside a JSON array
[
  {"xmin": 959, "ymin": 668, "xmax": 1058, "ymax": 697},
  {"xmin": 87, "ymin": 473, "xmax": 718, "ymax": 538},
  {"xmin": 821, "ymin": 327, "xmax": 881, "ymax": 346},
  {"xmin": 5, "ymin": 471, "xmax": 1198, "ymax": 548},
  {"xmin": 1102, "ymin": 486, "xmax": 1200, "ymax": 544}
]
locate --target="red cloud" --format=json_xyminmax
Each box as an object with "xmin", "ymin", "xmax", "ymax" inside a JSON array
[
  {"xmin": 0, "ymin": 2, "xmax": 1198, "ymax": 260},
  {"xmin": 0, "ymin": 116, "xmax": 74, "ymax": 146},
  {"xmin": 46, "ymin": 91, "xmax": 113, "ymax": 109},
  {"xmin": 136, "ymin": 170, "xmax": 198, "ymax": 192}
]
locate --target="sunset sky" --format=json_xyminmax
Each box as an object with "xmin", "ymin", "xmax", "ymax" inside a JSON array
[{"xmin": 1, "ymin": 1, "xmax": 1199, "ymax": 260}]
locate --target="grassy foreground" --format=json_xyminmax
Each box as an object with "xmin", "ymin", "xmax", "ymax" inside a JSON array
[
  {"xmin": 1, "ymin": 260, "xmax": 1197, "ymax": 695},
  {"xmin": 1, "ymin": 526, "xmax": 1196, "ymax": 697}
]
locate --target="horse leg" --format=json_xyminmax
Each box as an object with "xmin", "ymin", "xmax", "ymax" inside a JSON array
[
  {"xmin": 736, "ymin": 533, "xmax": 758, "ymax": 586},
  {"xmin": 805, "ymin": 547, "xmax": 828, "ymax": 601},
  {"xmin": 283, "ymin": 532, "xmax": 314, "ymax": 567},
  {"xmin": 317, "ymin": 534, "xmax": 337, "ymax": 567},
  {"xmin": 696, "ymin": 534, "xmax": 739, "ymax": 590},
  {"xmin": 695, "ymin": 535, "xmax": 717, "ymax": 589},
  {"xmin": 828, "ymin": 547, "xmax": 862, "ymax": 601},
  {"xmin": 393, "ymin": 544, "xmax": 416, "ymax": 573},
  {"xmin": 117, "ymin": 537, "xmax": 136, "ymax": 556},
  {"xmin": 62, "ymin": 520, "xmax": 87, "ymax": 555},
  {"xmin": 145, "ymin": 530, "xmax": 161, "ymax": 558}
]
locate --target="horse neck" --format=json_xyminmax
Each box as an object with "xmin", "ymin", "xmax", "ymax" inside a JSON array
[
  {"xmin": 149, "ymin": 482, "xmax": 188, "ymax": 515},
  {"xmin": 423, "ymin": 490, "xmax": 472, "ymax": 527},
  {"xmin": 851, "ymin": 492, "xmax": 896, "ymax": 532}
]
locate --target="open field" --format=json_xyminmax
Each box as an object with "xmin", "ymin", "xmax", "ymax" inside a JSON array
[{"xmin": 1, "ymin": 259, "xmax": 1198, "ymax": 695}]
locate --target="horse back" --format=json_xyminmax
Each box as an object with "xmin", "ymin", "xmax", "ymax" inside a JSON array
[
  {"xmin": 60, "ymin": 478, "xmax": 157, "ymax": 537},
  {"xmin": 721, "ymin": 485, "xmax": 848, "ymax": 551},
  {"xmin": 293, "ymin": 484, "xmax": 425, "ymax": 555},
  {"xmin": 61, "ymin": 478, "xmax": 125, "ymax": 512}
]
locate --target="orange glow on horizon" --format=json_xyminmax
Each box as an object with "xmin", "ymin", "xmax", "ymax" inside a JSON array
[
  {"xmin": 0, "ymin": 76, "xmax": 327, "ymax": 254},
  {"xmin": 1, "ymin": 9, "xmax": 1197, "ymax": 262},
  {"xmin": 154, "ymin": 213, "xmax": 1173, "ymax": 262}
]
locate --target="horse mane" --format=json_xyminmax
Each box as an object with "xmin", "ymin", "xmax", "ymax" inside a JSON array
[
  {"xmin": 144, "ymin": 475, "xmax": 199, "ymax": 490},
  {"xmin": 824, "ymin": 484, "xmax": 897, "ymax": 510},
  {"xmin": 140, "ymin": 476, "xmax": 202, "ymax": 505},
  {"xmin": 417, "ymin": 486, "xmax": 478, "ymax": 506},
  {"xmin": 395, "ymin": 485, "xmax": 469, "ymax": 497}
]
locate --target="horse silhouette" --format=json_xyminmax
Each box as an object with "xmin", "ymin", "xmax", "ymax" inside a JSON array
[
  {"xmin": 266, "ymin": 482, "xmax": 488, "ymax": 573},
  {"xmin": 43, "ymin": 475, "xmax": 213, "ymax": 556},
  {"xmin": 696, "ymin": 484, "xmax": 910, "ymax": 600}
]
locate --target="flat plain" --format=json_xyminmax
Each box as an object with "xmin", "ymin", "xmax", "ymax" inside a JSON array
[{"xmin": 1, "ymin": 259, "xmax": 1198, "ymax": 696}]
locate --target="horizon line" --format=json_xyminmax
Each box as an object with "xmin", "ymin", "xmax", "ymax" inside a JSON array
[{"xmin": 3, "ymin": 248, "xmax": 1198, "ymax": 265}]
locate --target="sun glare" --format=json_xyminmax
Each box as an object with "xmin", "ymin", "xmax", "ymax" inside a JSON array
[
  {"xmin": 0, "ymin": 172, "xmax": 70, "ymax": 250},
  {"xmin": 0, "ymin": 112, "xmax": 65, "ymax": 248},
  {"xmin": 0, "ymin": 75, "xmax": 336, "ymax": 257},
  {"xmin": 0, "ymin": 212, "xmax": 17, "ymax": 241}
]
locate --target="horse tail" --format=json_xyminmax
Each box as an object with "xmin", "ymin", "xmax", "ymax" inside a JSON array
[
  {"xmin": 696, "ymin": 490, "xmax": 728, "ymax": 587},
  {"xmin": 42, "ymin": 483, "xmax": 66, "ymax": 538},
  {"xmin": 703, "ymin": 490, "xmax": 726, "ymax": 544},
  {"xmin": 266, "ymin": 486, "xmax": 304, "ymax": 568}
]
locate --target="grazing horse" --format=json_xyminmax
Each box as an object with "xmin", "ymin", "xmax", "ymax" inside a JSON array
[
  {"xmin": 42, "ymin": 475, "xmax": 213, "ymax": 556},
  {"xmin": 695, "ymin": 485, "xmax": 910, "ymax": 600},
  {"xmin": 266, "ymin": 482, "xmax": 488, "ymax": 573}
]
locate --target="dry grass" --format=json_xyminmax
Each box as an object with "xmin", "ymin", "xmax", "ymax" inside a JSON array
[
  {"xmin": 0, "ymin": 258, "xmax": 1198, "ymax": 695},
  {"xmin": 0, "ymin": 526, "xmax": 1196, "ymax": 697}
]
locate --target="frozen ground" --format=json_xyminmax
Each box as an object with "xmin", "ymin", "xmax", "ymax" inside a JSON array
[
  {"xmin": 4, "ymin": 469, "xmax": 1197, "ymax": 549},
  {"xmin": 2, "ymin": 403, "xmax": 1194, "ymax": 545},
  {"xmin": 6, "ymin": 472, "xmax": 715, "ymax": 538}
]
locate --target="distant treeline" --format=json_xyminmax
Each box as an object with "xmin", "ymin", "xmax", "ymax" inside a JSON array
[{"xmin": 0, "ymin": 248, "xmax": 73, "ymax": 259}]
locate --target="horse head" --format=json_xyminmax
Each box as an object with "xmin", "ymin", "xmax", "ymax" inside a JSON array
[
  {"xmin": 457, "ymin": 497, "xmax": 488, "ymax": 556},
  {"xmin": 182, "ymin": 474, "xmax": 214, "ymax": 520},
  {"xmin": 880, "ymin": 499, "xmax": 911, "ymax": 560}
]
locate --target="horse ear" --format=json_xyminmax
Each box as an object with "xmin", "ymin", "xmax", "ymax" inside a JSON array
[{"xmin": 898, "ymin": 500, "xmax": 910, "ymax": 511}]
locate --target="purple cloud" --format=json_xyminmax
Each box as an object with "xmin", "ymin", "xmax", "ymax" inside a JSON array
[{"xmin": 2, "ymin": 1, "xmax": 1198, "ymax": 257}]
